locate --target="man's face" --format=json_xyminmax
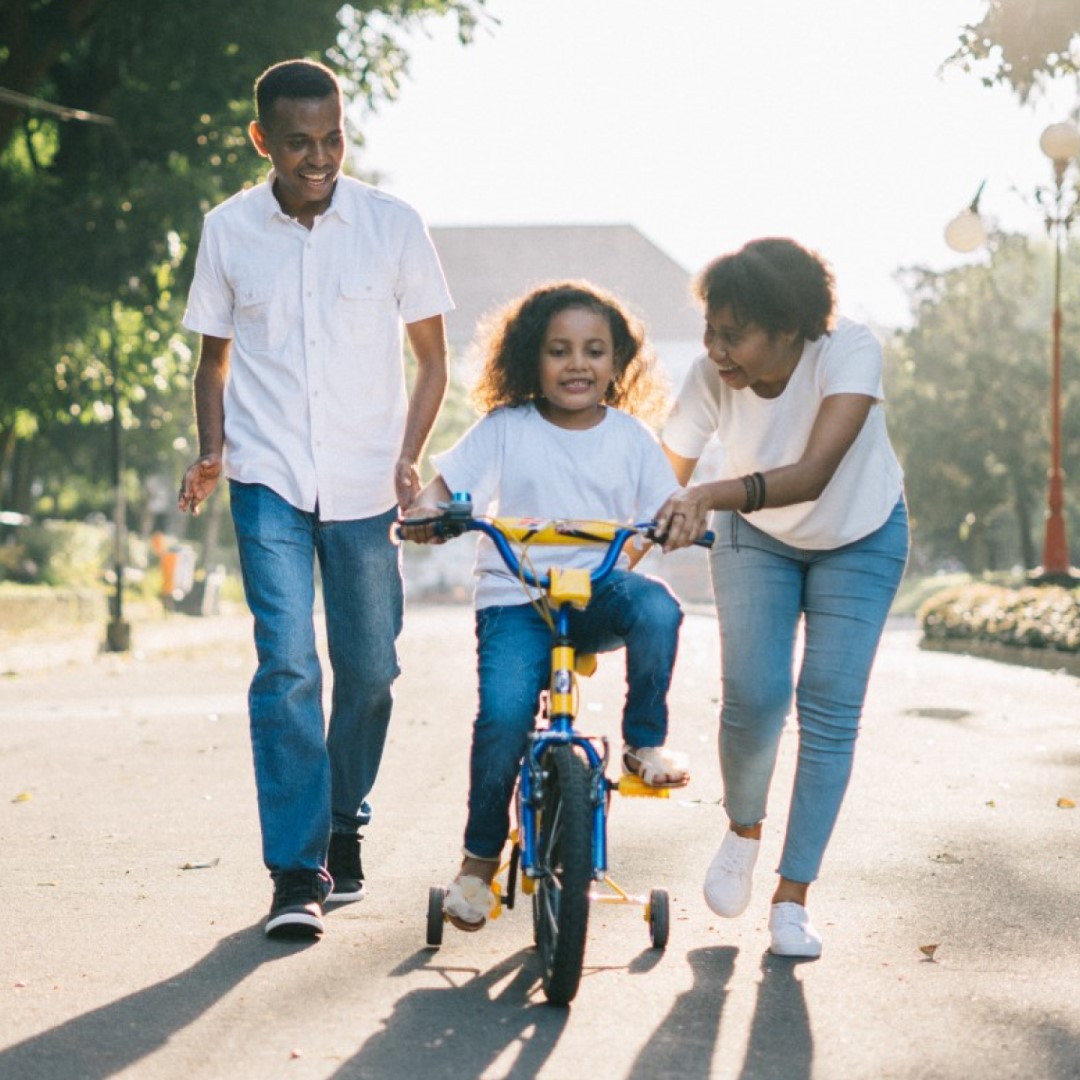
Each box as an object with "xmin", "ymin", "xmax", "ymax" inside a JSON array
[{"xmin": 249, "ymin": 94, "xmax": 345, "ymax": 220}]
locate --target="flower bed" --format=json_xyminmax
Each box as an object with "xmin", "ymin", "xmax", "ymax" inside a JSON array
[{"xmin": 920, "ymin": 583, "xmax": 1080, "ymax": 653}]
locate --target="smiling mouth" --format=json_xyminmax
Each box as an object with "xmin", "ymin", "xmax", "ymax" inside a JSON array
[{"xmin": 561, "ymin": 379, "xmax": 594, "ymax": 391}]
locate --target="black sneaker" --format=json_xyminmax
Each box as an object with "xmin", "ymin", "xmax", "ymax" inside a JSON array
[
  {"xmin": 327, "ymin": 832, "xmax": 365, "ymax": 902},
  {"xmin": 265, "ymin": 871, "xmax": 325, "ymax": 939}
]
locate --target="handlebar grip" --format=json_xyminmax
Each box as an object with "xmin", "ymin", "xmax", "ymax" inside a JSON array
[{"xmin": 695, "ymin": 530, "xmax": 716, "ymax": 548}]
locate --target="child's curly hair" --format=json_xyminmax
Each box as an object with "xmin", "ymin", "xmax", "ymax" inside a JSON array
[{"xmin": 469, "ymin": 280, "xmax": 669, "ymax": 426}]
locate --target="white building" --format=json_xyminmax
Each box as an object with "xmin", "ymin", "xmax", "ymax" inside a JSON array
[{"xmin": 430, "ymin": 223, "xmax": 704, "ymax": 386}]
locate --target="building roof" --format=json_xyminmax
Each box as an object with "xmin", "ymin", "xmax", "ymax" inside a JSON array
[{"xmin": 429, "ymin": 224, "xmax": 703, "ymax": 350}]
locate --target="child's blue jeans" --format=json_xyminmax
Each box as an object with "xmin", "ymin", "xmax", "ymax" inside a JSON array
[
  {"xmin": 710, "ymin": 498, "xmax": 909, "ymax": 884},
  {"xmin": 463, "ymin": 569, "xmax": 683, "ymax": 859}
]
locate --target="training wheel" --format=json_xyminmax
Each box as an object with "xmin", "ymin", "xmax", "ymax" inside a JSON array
[
  {"xmin": 426, "ymin": 885, "xmax": 446, "ymax": 947},
  {"xmin": 647, "ymin": 888, "xmax": 670, "ymax": 949}
]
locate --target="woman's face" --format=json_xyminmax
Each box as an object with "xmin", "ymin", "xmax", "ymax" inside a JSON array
[{"xmin": 703, "ymin": 305, "xmax": 801, "ymax": 398}]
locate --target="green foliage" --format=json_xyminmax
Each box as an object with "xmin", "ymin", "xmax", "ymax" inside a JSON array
[
  {"xmin": 10, "ymin": 519, "xmax": 113, "ymax": 587},
  {"xmin": 0, "ymin": 0, "xmax": 489, "ymax": 522},
  {"xmin": 946, "ymin": 0, "xmax": 1080, "ymax": 100},
  {"xmin": 920, "ymin": 581, "xmax": 1080, "ymax": 652},
  {"xmin": 887, "ymin": 232, "xmax": 1080, "ymax": 573}
]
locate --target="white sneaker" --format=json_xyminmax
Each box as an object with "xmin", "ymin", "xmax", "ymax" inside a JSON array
[
  {"xmin": 768, "ymin": 902, "xmax": 823, "ymax": 958},
  {"xmin": 703, "ymin": 830, "xmax": 759, "ymax": 917}
]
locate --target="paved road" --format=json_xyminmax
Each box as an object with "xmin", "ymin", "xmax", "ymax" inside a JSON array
[{"xmin": 1, "ymin": 603, "xmax": 1079, "ymax": 1079}]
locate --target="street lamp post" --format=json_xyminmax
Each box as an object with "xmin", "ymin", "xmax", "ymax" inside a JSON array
[{"xmin": 945, "ymin": 120, "xmax": 1080, "ymax": 584}]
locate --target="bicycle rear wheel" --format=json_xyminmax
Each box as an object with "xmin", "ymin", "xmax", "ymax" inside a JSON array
[{"xmin": 533, "ymin": 743, "xmax": 592, "ymax": 1006}]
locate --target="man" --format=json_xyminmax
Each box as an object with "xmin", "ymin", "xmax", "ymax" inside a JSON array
[{"xmin": 179, "ymin": 58, "xmax": 452, "ymax": 940}]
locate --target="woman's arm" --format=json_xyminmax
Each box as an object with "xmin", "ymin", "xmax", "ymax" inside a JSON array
[
  {"xmin": 656, "ymin": 393, "xmax": 874, "ymax": 549},
  {"xmin": 663, "ymin": 446, "xmax": 699, "ymax": 487}
]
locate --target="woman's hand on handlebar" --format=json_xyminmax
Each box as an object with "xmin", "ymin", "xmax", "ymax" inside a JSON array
[{"xmin": 654, "ymin": 487, "xmax": 714, "ymax": 552}]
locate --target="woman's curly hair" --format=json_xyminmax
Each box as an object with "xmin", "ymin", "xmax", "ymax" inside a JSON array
[
  {"xmin": 694, "ymin": 237, "xmax": 837, "ymax": 341},
  {"xmin": 468, "ymin": 280, "xmax": 669, "ymax": 426}
]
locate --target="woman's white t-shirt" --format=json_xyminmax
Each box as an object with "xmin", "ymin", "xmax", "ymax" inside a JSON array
[
  {"xmin": 663, "ymin": 318, "xmax": 903, "ymax": 550},
  {"xmin": 433, "ymin": 403, "xmax": 679, "ymax": 608}
]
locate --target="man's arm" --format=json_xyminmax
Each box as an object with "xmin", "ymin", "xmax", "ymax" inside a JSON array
[
  {"xmin": 397, "ymin": 314, "xmax": 449, "ymax": 509},
  {"xmin": 178, "ymin": 334, "xmax": 231, "ymax": 515}
]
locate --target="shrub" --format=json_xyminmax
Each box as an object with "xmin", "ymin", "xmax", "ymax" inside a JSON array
[{"xmin": 920, "ymin": 583, "xmax": 1080, "ymax": 653}]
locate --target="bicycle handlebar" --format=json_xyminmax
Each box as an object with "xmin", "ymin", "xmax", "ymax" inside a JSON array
[{"xmin": 398, "ymin": 492, "xmax": 714, "ymax": 591}]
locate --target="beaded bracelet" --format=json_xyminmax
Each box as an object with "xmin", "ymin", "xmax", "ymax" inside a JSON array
[{"xmin": 741, "ymin": 474, "xmax": 757, "ymax": 513}]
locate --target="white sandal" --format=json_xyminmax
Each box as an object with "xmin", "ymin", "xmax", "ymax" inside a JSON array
[
  {"xmin": 444, "ymin": 874, "xmax": 497, "ymax": 932},
  {"xmin": 623, "ymin": 745, "xmax": 690, "ymax": 789}
]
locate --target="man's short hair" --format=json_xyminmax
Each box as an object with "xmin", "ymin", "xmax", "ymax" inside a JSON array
[{"xmin": 255, "ymin": 59, "xmax": 340, "ymax": 125}]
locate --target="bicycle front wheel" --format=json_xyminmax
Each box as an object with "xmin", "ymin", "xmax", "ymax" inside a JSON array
[{"xmin": 533, "ymin": 743, "xmax": 592, "ymax": 1006}]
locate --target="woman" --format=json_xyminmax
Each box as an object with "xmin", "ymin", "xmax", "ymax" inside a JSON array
[{"xmin": 656, "ymin": 237, "xmax": 908, "ymax": 958}]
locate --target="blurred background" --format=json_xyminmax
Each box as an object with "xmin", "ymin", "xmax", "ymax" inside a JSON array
[{"xmin": 1, "ymin": 0, "xmax": 1078, "ymax": 632}]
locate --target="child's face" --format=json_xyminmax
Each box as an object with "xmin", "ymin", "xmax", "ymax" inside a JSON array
[{"xmin": 537, "ymin": 307, "xmax": 616, "ymax": 429}]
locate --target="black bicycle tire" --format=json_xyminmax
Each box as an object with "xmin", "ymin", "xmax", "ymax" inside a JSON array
[
  {"xmin": 648, "ymin": 887, "xmax": 670, "ymax": 949},
  {"xmin": 533, "ymin": 743, "xmax": 592, "ymax": 1006},
  {"xmin": 426, "ymin": 885, "xmax": 446, "ymax": 947}
]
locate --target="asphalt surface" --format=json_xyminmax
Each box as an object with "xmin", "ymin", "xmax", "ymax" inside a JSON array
[{"xmin": 2, "ymin": 599, "xmax": 1079, "ymax": 1079}]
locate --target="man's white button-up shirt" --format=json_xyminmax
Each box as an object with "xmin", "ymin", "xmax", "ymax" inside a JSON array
[{"xmin": 183, "ymin": 173, "xmax": 454, "ymax": 520}]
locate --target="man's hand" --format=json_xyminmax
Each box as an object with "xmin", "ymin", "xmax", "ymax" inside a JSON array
[
  {"xmin": 178, "ymin": 454, "xmax": 222, "ymax": 515},
  {"xmin": 395, "ymin": 457, "xmax": 421, "ymax": 509}
]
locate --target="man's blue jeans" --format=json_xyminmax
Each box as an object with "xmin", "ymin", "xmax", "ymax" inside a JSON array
[
  {"xmin": 229, "ymin": 482, "xmax": 403, "ymax": 880},
  {"xmin": 464, "ymin": 569, "xmax": 683, "ymax": 859},
  {"xmin": 710, "ymin": 498, "xmax": 909, "ymax": 883}
]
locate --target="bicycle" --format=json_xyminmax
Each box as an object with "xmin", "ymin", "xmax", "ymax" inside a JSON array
[{"xmin": 400, "ymin": 493, "xmax": 712, "ymax": 1006}]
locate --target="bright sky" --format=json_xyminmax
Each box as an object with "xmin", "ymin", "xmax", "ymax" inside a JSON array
[{"xmin": 356, "ymin": 0, "xmax": 1078, "ymax": 330}]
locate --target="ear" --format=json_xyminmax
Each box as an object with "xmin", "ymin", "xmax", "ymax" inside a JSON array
[{"xmin": 249, "ymin": 119, "xmax": 270, "ymax": 158}]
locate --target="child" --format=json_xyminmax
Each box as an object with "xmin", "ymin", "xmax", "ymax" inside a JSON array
[{"xmin": 403, "ymin": 280, "xmax": 690, "ymax": 932}]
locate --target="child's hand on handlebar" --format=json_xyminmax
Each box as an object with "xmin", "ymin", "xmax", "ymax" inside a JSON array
[{"xmin": 398, "ymin": 505, "xmax": 447, "ymax": 545}]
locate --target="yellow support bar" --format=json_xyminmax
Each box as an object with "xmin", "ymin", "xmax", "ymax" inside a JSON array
[{"xmin": 488, "ymin": 517, "xmax": 627, "ymax": 546}]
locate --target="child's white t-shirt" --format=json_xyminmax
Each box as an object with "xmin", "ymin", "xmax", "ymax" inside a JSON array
[
  {"xmin": 432, "ymin": 403, "xmax": 679, "ymax": 609},
  {"xmin": 663, "ymin": 318, "xmax": 904, "ymax": 550}
]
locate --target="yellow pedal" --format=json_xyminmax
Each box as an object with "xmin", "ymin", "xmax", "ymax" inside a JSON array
[
  {"xmin": 575, "ymin": 653, "xmax": 598, "ymax": 677},
  {"xmin": 617, "ymin": 774, "xmax": 671, "ymax": 798},
  {"xmin": 521, "ymin": 875, "xmax": 535, "ymax": 895},
  {"xmin": 489, "ymin": 880, "xmax": 503, "ymax": 920}
]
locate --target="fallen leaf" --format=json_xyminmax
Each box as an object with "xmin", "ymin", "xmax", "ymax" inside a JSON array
[
  {"xmin": 984, "ymin": 800, "xmax": 996, "ymax": 808},
  {"xmin": 179, "ymin": 858, "xmax": 221, "ymax": 871},
  {"xmin": 11, "ymin": 792, "xmax": 31, "ymax": 803},
  {"xmin": 919, "ymin": 943, "xmax": 940, "ymax": 961},
  {"xmin": 1057, "ymin": 797, "xmax": 1076, "ymax": 809}
]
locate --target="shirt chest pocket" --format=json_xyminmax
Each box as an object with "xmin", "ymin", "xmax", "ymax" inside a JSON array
[
  {"xmin": 233, "ymin": 279, "xmax": 284, "ymax": 353},
  {"xmin": 331, "ymin": 274, "xmax": 394, "ymax": 345}
]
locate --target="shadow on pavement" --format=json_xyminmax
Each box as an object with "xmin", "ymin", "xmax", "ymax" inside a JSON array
[
  {"xmin": 330, "ymin": 948, "xmax": 567, "ymax": 1079},
  {"xmin": 738, "ymin": 953, "xmax": 814, "ymax": 1080},
  {"xmin": 0, "ymin": 924, "xmax": 291, "ymax": 1080},
  {"xmin": 627, "ymin": 946, "xmax": 739, "ymax": 1079}
]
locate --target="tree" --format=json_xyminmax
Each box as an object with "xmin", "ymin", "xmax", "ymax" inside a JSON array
[
  {"xmin": 946, "ymin": 0, "xmax": 1080, "ymax": 101},
  {"xmin": 887, "ymin": 233, "xmax": 1080, "ymax": 573},
  {"xmin": 0, "ymin": 0, "xmax": 488, "ymax": 517}
]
